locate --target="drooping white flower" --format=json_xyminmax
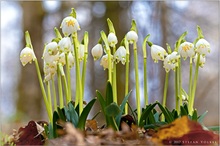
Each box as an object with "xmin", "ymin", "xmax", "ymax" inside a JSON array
[
  {"xmin": 151, "ymin": 45, "xmax": 168, "ymax": 63},
  {"xmin": 43, "ymin": 42, "xmax": 59, "ymax": 67},
  {"xmin": 100, "ymin": 54, "xmax": 113, "ymax": 70},
  {"xmin": 60, "ymin": 16, "xmax": 80, "ymax": 36},
  {"xmin": 44, "ymin": 42, "xmax": 59, "ymax": 56},
  {"xmin": 178, "ymin": 42, "xmax": 195, "ymax": 60},
  {"xmin": 194, "ymin": 54, "xmax": 206, "ymax": 68},
  {"xmin": 163, "ymin": 51, "xmax": 180, "ymax": 72},
  {"xmin": 91, "ymin": 44, "xmax": 103, "ymax": 61},
  {"xmin": 107, "ymin": 33, "xmax": 118, "ymax": 47},
  {"xmin": 58, "ymin": 37, "xmax": 73, "ymax": 53},
  {"xmin": 126, "ymin": 30, "xmax": 138, "ymax": 44},
  {"xmin": 114, "ymin": 46, "xmax": 126, "ymax": 65},
  {"xmin": 78, "ymin": 44, "xmax": 85, "ymax": 61},
  {"xmin": 195, "ymin": 38, "xmax": 210, "ymax": 56},
  {"xmin": 58, "ymin": 52, "xmax": 66, "ymax": 66},
  {"xmin": 44, "ymin": 61, "xmax": 57, "ymax": 81},
  {"xmin": 68, "ymin": 52, "xmax": 75, "ymax": 68},
  {"xmin": 20, "ymin": 47, "xmax": 36, "ymax": 66}
]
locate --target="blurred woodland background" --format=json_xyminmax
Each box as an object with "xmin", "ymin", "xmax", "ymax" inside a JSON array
[{"xmin": 1, "ymin": 1, "xmax": 219, "ymax": 134}]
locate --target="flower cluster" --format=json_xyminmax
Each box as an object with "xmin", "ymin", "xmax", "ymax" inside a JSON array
[{"xmin": 148, "ymin": 38, "xmax": 210, "ymax": 72}]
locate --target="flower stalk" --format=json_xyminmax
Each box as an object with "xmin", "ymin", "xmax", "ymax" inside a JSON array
[{"xmin": 142, "ymin": 34, "xmax": 150, "ymax": 105}]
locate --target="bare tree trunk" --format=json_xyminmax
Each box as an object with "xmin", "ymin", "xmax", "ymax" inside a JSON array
[{"xmin": 17, "ymin": 2, "xmax": 45, "ymax": 120}]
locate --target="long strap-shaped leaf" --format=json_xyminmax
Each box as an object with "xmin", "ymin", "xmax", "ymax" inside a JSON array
[
  {"xmin": 78, "ymin": 98, "xmax": 96, "ymax": 130},
  {"xmin": 139, "ymin": 103, "xmax": 157, "ymax": 127}
]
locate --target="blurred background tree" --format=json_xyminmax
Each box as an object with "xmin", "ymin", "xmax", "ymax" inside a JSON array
[{"xmin": 1, "ymin": 1, "xmax": 219, "ymax": 133}]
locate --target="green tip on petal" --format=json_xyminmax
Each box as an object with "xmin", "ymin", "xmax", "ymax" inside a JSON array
[
  {"xmin": 70, "ymin": 8, "xmax": 76, "ymax": 18},
  {"xmin": 107, "ymin": 18, "xmax": 115, "ymax": 34},
  {"xmin": 131, "ymin": 19, "xmax": 138, "ymax": 33}
]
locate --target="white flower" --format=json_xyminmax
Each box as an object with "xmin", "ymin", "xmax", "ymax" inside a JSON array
[
  {"xmin": 178, "ymin": 42, "xmax": 195, "ymax": 60},
  {"xmin": 107, "ymin": 33, "xmax": 118, "ymax": 47},
  {"xmin": 91, "ymin": 44, "xmax": 103, "ymax": 60},
  {"xmin": 44, "ymin": 42, "xmax": 59, "ymax": 55},
  {"xmin": 68, "ymin": 52, "xmax": 75, "ymax": 68},
  {"xmin": 151, "ymin": 45, "xmax": 168, "ymax": 63},
  {"xmin": 126, "ymin": 31, "xmax": 138, "ymax": 44},
  {"xmin": 58, "ymin": 52, "xmax": 66, "ymax": 66},
  {"xmin": 20, "ymin": 47, "xmax": 36, "ymax": 66},
  {"xmin": 58, "ymin": 37, "xmax": 73, "ymax": 53},
  {"xmin": 44, "ymin": 61, "xmax": 57, "ymax": 81},
  {"xmin": 78, "ymin": 44, "xmax": 85, "ymax": 61},
  {"xmin": 194, "ymin": 54, "xmax": 206, "ymax": 68},
  {"xmin": 100, "ymin": 54, "xmax": 113, "ymax": 70},
  {"xmin": 195, "ymin": 38, "xmax": 210, "ymax": 56},
  {"xmin": 114, "ymin": 46, "xmax": 126, "ymax": 65},
  {"xmin": 60, "ymin": 16, "xmax": 80, "ymax": 36},
  {"xmin": 163, "ymin": 51, "xmax": 180, "ymax": 72}
]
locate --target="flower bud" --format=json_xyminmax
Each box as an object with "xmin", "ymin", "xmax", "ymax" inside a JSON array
[
  {"xmin": 91, "ymin": 44, "xmax": 103, "ymax": 61},
  {"xmin": 60, "ymin": 16, "xmax": 80, "ymax": 36},
  {"xmin": 126, "ymin": 30, "xmax": 138, "ymax": 44},
  {"xmin": 20, "ymin": 47, "xmax": 36, "ymax": 66},
  {"xmin": 107, "ymin": 33, "xmax": 118, "ymax": 47},
  {"xmin": 195, "ymin": 38, "xmax": 210, "ymax": 56},
  {"xmin": 151, "ymin": 45, "xmax": 167, "ymax": 63},
  {"xmin": 114, "ymin": 46, "xmax": 126, "ymax": 65},
  {"xmin": 178, "ymin": 42, "xmax": 195, "ymax": 60}
]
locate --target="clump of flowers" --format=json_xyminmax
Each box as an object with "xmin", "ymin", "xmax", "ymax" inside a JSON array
[{"xmin": 19, "ymin": 8, "xmax": 213, "ymax": 139}]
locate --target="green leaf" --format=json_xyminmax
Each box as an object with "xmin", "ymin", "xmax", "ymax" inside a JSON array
[
  {"xmin": 68, "ymin": 102, "xmax": 79, "ymax": 127},
  {"xmin": 115, "ymin": 90, "xmax": 132, "ymax": 127},
  {"xmin": 154, "ymin": 112, "xmax": 160, "ymax": 122},
  {"xmin": 148, "ymin": 111, "xmax": 156, "ymax": 124},
  {"xmin": 180, "ymin": 106, "xmax": 188, "ymax": 116},
  {"xmin": 171, "ymin": 109, "xmax": 179, "ymax": 120},
  {"xmin": 57, "ymin": 107, "xmax": 66, "ymax": 121},
  {"xmin": 52, "ymin": 111, "xmax": 59, "ymax": 138},
  {"xmin": 96, "ymin": 90, "xmax": 106, "ymax": 113},
  {"xmin": 105, "ymin": 102, "xmax": 121, "ymax": 117},
  {"xmin": 47, "ymin": 123, "xmax": 54, "ymax": 139},
  {"xmin": 78, "ymin": 98, "xmax": 96, "ymax": 130},
  {"xmin": 192, "ymin": 109, "xmax": 198, "ymax": 121},
  {"xmin": 64, "ymin": 106, "xmax": 70, "ymax": 121},
  {"xmin": 139, "ymin": 103, "xmax": 157, "ymax": 127},
  {"xmin": 197, "ymin": 25, "xmax": 204, "ymax": 39},
  {"xmin": 183, "ymin": 103, "xmax": 189, "ymax": 114},
  {"xmin": 157, "ymin": 102, "xmax": 173, "ymax": 123},
  {"xmin": 198, "ymin": 111, "xmax": 208, "ymax": 123},
  {"xmin": 106, "ymin": 81, "xmax": 113, "ymax": 106}
]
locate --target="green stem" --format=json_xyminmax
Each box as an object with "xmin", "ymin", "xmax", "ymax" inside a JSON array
[
  {"xmin": 162, "ymin": 72, "xmax": 169, "ymax": 121},
  {"xmin": 112, "ymin": 46, "xmax": 117, "ymax": 104},
  {"xmin": 52, "ymin": 78, "xmax": 57, "ymax": 111},
  {"xmin": 65, "ymin": 54, "xmax": 72, "ymax": 103},
  {"xmin": 73, "ymin": 32, "xmax": 83, "ymax": 115},
  {"xmin": 82, "ymin": 32, "xmax": 88, "ymax": 98},
  {"xmin": 124, "ymin": 48, "xmax": 130, "ymax": 114},
  {"xmin": 47, "ymin": 81, "xmax": 53, "ymax": 118},
  {"xmin": 133, "ymin": 43, "xmax": 141, "ymax": 125},
  {"xmin": 189, "ymin": 55, "xmax": 200, "ymax": 115},
  {"xmin": 58, "ymin": 63, "xmax": 69, "ymax": 105},
  {"xmin": 188, "ymin": 57, "xmax": 193, "ymax": 104},
  {"xmin": 175, "ymin": 66, "xmax": 179, "ymax": 113},
  {"xmin": 34, "ymin": 60, "xmax": 52, "ymax": 122},
  {"xmin": 178, "ymin": 59, "xmax": 183, "ymax": 107},
  {"xmin": 57, "ymin": 65, "xmax": 64, "ymax": 108}
]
